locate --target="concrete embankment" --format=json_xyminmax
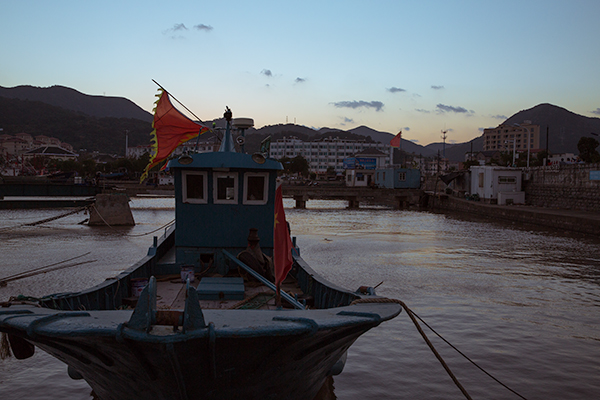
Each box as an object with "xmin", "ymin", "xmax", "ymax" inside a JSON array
[{"xmin": 426, "ymin": 194, "xmax": 600, "ymax": 236}]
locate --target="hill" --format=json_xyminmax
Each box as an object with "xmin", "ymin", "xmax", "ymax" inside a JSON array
[
  {"xmin": 0, "ymin": 97, "xmax": 152, "ymax": 155},
  {"xmin": 0, "ymin": 85, "xmax": 153, "ymax": 122},
  {"xmin": 3, "ymin": 85, "xmax": 595, "ymax": 161},
  {"xmin": 504, "ymin": 103, "xmax": 600, "ymax": 154}
]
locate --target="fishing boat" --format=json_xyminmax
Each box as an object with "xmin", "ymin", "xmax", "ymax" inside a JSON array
[{"xmin": 0, "ymin": 92, "xmax": 402, "ymax": 400}]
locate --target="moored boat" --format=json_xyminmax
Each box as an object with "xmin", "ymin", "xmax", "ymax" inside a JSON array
[{"xmin": 0, "ymin": 91, "xmax": 402, "ymax": 400}]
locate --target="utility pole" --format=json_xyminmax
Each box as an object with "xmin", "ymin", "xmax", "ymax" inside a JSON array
[
  {"xmin": 545, "ymin": 126, "xmax": 549, "ymax": 165},
  {"xmin": 441, "ymin": 130, "xmax": 448, "ymax": 158}
]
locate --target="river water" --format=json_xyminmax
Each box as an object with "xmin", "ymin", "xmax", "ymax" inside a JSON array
[{"xmin": 0, "ymin": 198, "xmax": 599, "ymax": 399}]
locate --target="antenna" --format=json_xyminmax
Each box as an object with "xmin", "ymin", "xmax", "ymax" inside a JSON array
[{"xmin": 441, "ymin": 129, "xmax": 448, "ymax": 158}]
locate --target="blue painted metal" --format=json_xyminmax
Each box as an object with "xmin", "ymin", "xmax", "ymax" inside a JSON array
[
  {"xmin": 374, "ymin": 168, "xmax": 421, "ymax": 189},
  {"xmin": 169, "ymin": 151, "xmax": 282, "ymax": 272},
  {"xmin": 197, "ymin": 277, "xmax": 245, "ymax": 300},
  {"xmin": 167, "ymin": 150, "xmax": 282, "ymax": 171}
]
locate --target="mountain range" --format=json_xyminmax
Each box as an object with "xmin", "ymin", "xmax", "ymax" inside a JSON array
[{"xmin": 1, "ymin": 85, "xmax": 598, "ymax": 160}]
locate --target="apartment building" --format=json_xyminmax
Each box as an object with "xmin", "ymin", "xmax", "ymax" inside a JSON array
[
  {"xmin": 269, "ymin": 136, "xmax": 391, "ymax": 175},
  {"xmin": 482, "ymin": 121, "xmax": 540, "ymax": 152}
]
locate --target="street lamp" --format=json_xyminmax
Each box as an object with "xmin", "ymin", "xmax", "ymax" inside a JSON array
[
  {"xmin": 504, "ymin": 139, "xmax": 516, "ymax": 166},
  {"xmin": 513, "ymin": 123, "xmax": 530, "ymax": 168}
]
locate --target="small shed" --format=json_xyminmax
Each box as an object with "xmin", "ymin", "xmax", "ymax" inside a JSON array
[
  {"xmin": 374, "ymin": 168, "xmax": 421, "ymax": 189},
  {"xmin": 470, "ymin": 166, "xmax": 523, "ymax": 204},
  {"xmin": 345, "ymin": 169, "xmax": 375, "ymax": 187}
]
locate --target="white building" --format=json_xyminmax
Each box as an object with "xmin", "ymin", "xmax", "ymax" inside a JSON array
[
  {"xmin": 470, "ymin": 166, "xmax": 524, "ymax": 205},
  {"xmin": 269, "ymin": 136, "xmax": 391, "ymax": 175}
]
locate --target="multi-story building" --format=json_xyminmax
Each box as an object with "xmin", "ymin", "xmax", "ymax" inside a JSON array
[
  {"xmin": 269, "ymin": 136, "xmax": 391, "ymax": 175},
  {"xmin": 0, "ymin": 133, "xmax": 73, "ymax": 157},
  {"xmin": 127, "ymin": 137, "xmax": 220, "ymax": 159},
  {"xmin": 482, "ymin": 121, "xmax": 540, "ymax": 152}
]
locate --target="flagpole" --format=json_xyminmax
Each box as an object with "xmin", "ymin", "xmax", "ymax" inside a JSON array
[{"xmin": 152, "ymin": 79, "xmax": 206, "ymax": 124}]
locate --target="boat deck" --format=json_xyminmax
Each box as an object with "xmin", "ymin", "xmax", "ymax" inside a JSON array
[
  {"xmin": 154, "ymin": 274, "xmax": 303, "ymax": 311},
  {"xmin": 153, "ymin": 243, "xmax": 305, "ymax": 310}
]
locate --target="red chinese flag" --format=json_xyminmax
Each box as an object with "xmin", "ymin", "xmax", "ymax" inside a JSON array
[
  {"xmin": 273, "ymin": 185, "xmax": 293, "ymax": 286},
  {"xmin": 390, "ymin": 131, "xmax": 402, "ymax": 148},
  {"xmin": 140, "ymin": 89, "xmax": 209, "ymax": 182}
]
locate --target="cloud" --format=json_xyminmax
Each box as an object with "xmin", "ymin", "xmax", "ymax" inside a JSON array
[
  {"xmin": 332, "ymin": 100, "xmax": 384, "ymax": 112},
  {"xmin": 431, "ymin": 85, "xmax": 444, "ymax": 90},
  {"xmin": 591, "ymin": 108, "xmax": 600, "ymax": 115},
  {"xmin": 387, "ymin": 87, "xmax": 406, "ymax": 93},
  {"xmin": 436, "ymin": 104, "xmax": 474, "ymax": 115},
  {"xmin": 172, "ymin": 23, "xmax": 188, "ymax": 31},
  {"xmin": 295, "ymin": 77, "xmax": 306, "ymax": 83},
  {"xmin": 403, "ymin": 127, "xmax": 410, "ymax": 131},
  {"xmin": 341, "ymin": 117, "xmax": 354, "ymax": 125},
  {"xmin": 194, "ymin": 24, "xmax": 213, "ymax": 31},
  {"xmin": 261, "ymin": 69, "xmax": 273, "ymax": 77},
  {"xmin": 415, "ymin": 108, "xmax": 430, "ymax": 113},
  {"xmin": 491, "ymin": 114, "xmax": 507, "ymax": 120},
  {"xmin": 163, "ymin": 23, "xmax": 189, "ymax": 38}
]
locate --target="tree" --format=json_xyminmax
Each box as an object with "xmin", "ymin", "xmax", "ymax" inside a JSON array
[
  {"xmin": 577, "ymin": 137, "xmax": 600, "ymax": 163},
  {"xmin": 278, "ymin": 156, "xmax": 292, "ymax": 175},
  {"xmin": 289, "ymin": 155, "xmax": 310, "ymax": 177},
  {"xmin": 462, "ymin": 160, "xmax": 479, "ymax": 169},
  {"xmin": 535, "ymin": 150, "xmax": 549, "ymax": 166}
]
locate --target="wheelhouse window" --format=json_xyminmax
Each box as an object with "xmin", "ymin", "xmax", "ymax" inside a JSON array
[
  {"xmin": 243, "ymin": 172, "xmax": 269, "ymax": 205},
  {"xmin": 182, "ymin": 171, "xmax": 207, "ymax": 204},
  {"xmin": 214, "ymin": 172, "xmax": 238, "ymax": 204}
]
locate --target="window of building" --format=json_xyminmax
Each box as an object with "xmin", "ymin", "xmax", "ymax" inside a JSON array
[
  {"xmin": 214, "ymin": 172, "xmax": 238, "ymax": 204},
  {"xmin": 398, "ymin": 172, "xmax": 406, "ymax": 181},
  {"xmin": 243, "ymin": 172, "xmax": 268, "ymax": 205},
  {"xmin": 498, "ymin": 176, "xmax": 516, "ymax": 184},
  {"xmin": 182, "ymin": 171, "xmax": 208, "ymax": 204}
]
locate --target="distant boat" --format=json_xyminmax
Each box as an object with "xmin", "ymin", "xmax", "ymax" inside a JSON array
[{"xmin": 0, "ymin": 106, "xmax": 401, "ymax": 400}]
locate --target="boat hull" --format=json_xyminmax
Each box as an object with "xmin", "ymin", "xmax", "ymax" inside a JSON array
[{"xmin": 1, "ymin": 303, "xmax": 401, "ymax": 400}]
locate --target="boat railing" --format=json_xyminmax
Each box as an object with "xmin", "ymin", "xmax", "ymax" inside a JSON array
[
  {"xmin": 293, "ymin": 255, "xmax": 360, "ymax": 309},
  {"xmin": 40, "ymin": 225, "xmax": 176, "ymax": 311}
]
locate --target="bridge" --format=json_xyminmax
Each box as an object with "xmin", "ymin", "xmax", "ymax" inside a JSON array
[
  {"xmin": 0, "ymin": 179, "xmax": 103, "ymax": 209},
  {"xmin": 282, "ymin": 185, "xmax": 424, "ymax": 209}
]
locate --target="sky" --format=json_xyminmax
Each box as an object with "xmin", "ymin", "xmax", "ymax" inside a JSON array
[{"xmin": 2, "ymin": 0, "xmax": 600, "ymax": 146}]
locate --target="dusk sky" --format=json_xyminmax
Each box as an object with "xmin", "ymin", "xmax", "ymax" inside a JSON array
[{"xmin": 2, "ymin": 0, "xmax": 599, "ymax": 145}]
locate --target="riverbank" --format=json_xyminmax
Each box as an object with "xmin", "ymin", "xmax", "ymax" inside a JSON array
[{"xmin": 427, "ymin": 194, "xmax": 600, "ymax": 236}]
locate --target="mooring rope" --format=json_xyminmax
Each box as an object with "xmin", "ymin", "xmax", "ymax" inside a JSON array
[
  {"xmin": 0, "ymin": 259, "xmax": 97, "ymax": 287},
  {"xmin": 351, "ymin": 297, "xmax": 529, "ymax": 400},
  {"xmin": 0, "ymin": 206, "xmax": 90, "ymax": 232},
  {"xmin": 0, "ymin": 252, "xmax": 92, "ymax": 286},
  {"xmin": 24, "ymin": 206, "xmax": 90, "ymax": 226},
  {"xmin": 125, "ymin": 219, "xmax": 175, "ymax": 237},
  {"xmin": 90, "ymin": 204, "xmax": 175, "ymax": 237}
]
